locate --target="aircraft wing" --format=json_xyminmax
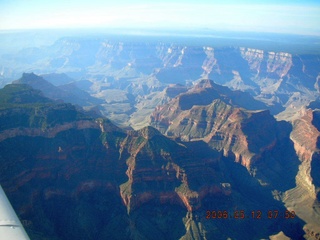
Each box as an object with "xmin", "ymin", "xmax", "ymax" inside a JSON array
[{"xmin": 0, "ymin": 185, "xmax": 30, "ymax": 240}]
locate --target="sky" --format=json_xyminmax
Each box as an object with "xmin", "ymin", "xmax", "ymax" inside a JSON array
[{"xmin": 0, "ymin": 0, "xmax": 319, "ymax": 36}]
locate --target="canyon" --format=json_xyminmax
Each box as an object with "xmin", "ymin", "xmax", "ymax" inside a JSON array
[{"xmin": 0, "ymin": 33, "xmax": 319, "ymax": 239}]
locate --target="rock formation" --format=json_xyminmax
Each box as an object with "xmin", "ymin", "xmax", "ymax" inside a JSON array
[
  {"xmin": 0, "ymin": 84, "xmax": 232, "ymax": 239},
  {"xmin": 151, "ymin": 79, "xmax": 282, "ymax": 169},
  {"xmin": 150, "ymin": 79, "xmax": 320, "ymax": 239},
  {"xmin": 284, "ymin": 108, "xmax": 320, "ymax": 238}
]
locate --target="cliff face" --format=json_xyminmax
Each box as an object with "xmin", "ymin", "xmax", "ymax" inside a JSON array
[
  {"xmin": 1, "ymin": 118, "xmax": 303, "ymax": 240},
  {"xmin": 3, "ymin": 38, "xmax": 319, "ymax": 129},
  {"xmin": 95, "ymin": 43, "xmax": 318, "ymax": 121},
  {"xmin": 289, "ymin": 109, "xmax": 320, "ymax": 197},
  {"xmin": 150, "ymin": 78, "xmax": 320, "ymax": 238},
  {"xmin": 5, "ymin": 38, "xmax": 319, "ymax": 94},
  {"xmin": 151, "ymin": 80, "xmax": 282, "ymax": 169},
  {"xmin": 0, "ymin": 121, "xmax": 127, "ymax": 240},
  {"xmin": 156, "ymin": 45, "xmax": 318, "ymax": 115},
  {"xmin": 0, "ymin": 83, "xmax": 310, "ymax": 240},
  {"xmin": 117, "ymin": 126, "xmax": 224, "ymax": 213},
  {"xmin": 152, "ymin": 80, "xmax": 313, "ymax": 201},
  {"xmin": 240, "ymin": 48, "xmax": 293, "ymax": 78},
  {"xmin": 291, "ymin": 109, "xmax": 320, "ymax": 163},
  {"xmin": 0, "ymin": 84, "xmax": 233, "ymax": 239},
  {"xmin": 282, "ymin": 108, "xmax": 320, "ymax": 238}
]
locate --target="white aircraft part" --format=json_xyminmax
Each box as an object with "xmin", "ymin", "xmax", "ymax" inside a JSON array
[{"xmin": 0, "ymin": 186, "xmax": 30, "ymax": 240}]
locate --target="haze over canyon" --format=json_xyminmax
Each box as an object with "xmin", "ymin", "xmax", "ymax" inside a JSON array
[{"xmin": 0, "ymin": 29, "xmax": 320, "ymax": 239}]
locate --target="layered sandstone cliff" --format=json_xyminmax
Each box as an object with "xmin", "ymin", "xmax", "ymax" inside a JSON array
[
  {"xmin": 283, "ymin": 108, "xmax": 320, "ymax": 239},
  {"xmin": 0, "ymin": 84, "xmax": 235, "ymax": 239},
  {"xmin": 151, "ymin": 79, "xmax": 283, "ymax": 169}
]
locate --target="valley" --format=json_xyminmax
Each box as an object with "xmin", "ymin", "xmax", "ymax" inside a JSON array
[{"xmin": 0, "ymin": 31, "xmax": 319, "ymax": 239}]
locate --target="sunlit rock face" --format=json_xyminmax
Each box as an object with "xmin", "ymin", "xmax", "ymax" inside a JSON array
[
  {"xmin": 3, "ymin": 38, "xmax": 320, "ymax": 129},
  {"xmin": 290, "ymin": 108, "xmax": 320, "ymax": 197},
  {"xmin": 240, "ymin": 48, "xmax": 293, "ymax": 78},
  {"xmin": 150, "ymin": 77, "xmax": 320, "ymax": 239},
  {"xmin": 151, "ymin": 79, "xmax": 280, "ymax": 167}
]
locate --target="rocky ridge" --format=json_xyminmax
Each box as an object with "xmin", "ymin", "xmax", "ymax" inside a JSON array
[
  {"xmin": 151, "ymin": 79, "xmax": 279, "ymax": 168},
  {"xmin": 0, "ymin": 83, "xmax": 310, "ymax": 239},
  {"xmin": 283, "ymin": 108, "xmax": 320, "ymax": 238},
  {"xmin": 0, "ymin": 84, "xmax": 234, "ymax": 239},
  {"xmin": 150, "ymin": 78, "xmax": 320, "ymax": 239},
  {"xmin": 2, "ymin": 38, "xmax": 320, "ymax": 125}
]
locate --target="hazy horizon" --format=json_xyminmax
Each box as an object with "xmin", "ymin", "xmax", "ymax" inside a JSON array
[{"xmin": 1, "ymin": 0, "xmax": 320, "ymax": 36}]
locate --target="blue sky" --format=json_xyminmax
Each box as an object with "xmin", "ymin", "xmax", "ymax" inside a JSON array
[{"xmin": 0, "ymin": 0, "xmax": 319, "ymax": 35}]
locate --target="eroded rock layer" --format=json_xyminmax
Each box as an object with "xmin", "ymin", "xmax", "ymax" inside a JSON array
[
  {"xmin": 0, "ymin": 83, "xmax": 311, "ymax": 239},
  {"xmin": 285, "ymin": 108, "xmax": 320, "ymax": 238},
  {"xmin": 151, "ymin": 79, "xmax": 320, "ymax": 239}
]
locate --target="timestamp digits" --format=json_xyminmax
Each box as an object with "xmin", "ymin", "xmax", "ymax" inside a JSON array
[{"xmin": 205, "ymin": 210, "xmax": 296, "ymax": 220}]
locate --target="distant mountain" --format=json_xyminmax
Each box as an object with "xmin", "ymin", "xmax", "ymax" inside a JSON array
[
  {"xmin": 1, "ymin": 37, "xmax": 319, "ymax": 120},
  {"xmin": 13, "ymin": 72, "xmax": 102, "ymax": 107}
]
